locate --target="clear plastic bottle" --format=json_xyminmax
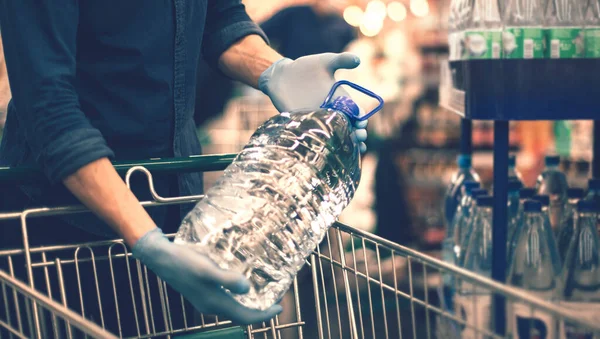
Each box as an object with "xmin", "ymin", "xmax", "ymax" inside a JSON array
[
  {"xmin": 584, "ymin": 178, "xmax": 600, "ymax": 233},
  {"xmin": 465, "ymin": 0, "xmax": 503, "ymax": 59},
  {"xmin": 561, "ymin": 200, "xmax": 600, "ymax": 337},
  {"xmin": 456, "ymin": 189, "xmax": 489, "ymax": 267},
  {"xmin": 508, "ymin": 187, "xmax": 539, "ymax": 261},
  {"xmin": 503, "ymin": 0, "xmax": 546, "ymax": 58},
  {"xmin": 507, "ymin": 200, "xmax": 562, "ymax": 339},
  {"xmin": 585, "ymin": 0, "xmax": 600, "ymax": 57},
  {"xmin": 506, "ymin": 180, "xmax": 524, "ymax": 265},
  {"xmin": 443, "ymin": 155, "xmax": 481, "ymax": 229},
  {"xmin": 545, "ymin": 0, "xmax": 586, "ymax": 58},
  {"xmin": 175, "ymin": 83, "xmax": 382, "ymax": 310},
  {"xmin": 456, "ymin": 195, "xmax": 494, "ymax": 338},
  {"xmin": 537, "ymin": 155, "xmax": 570, "ymax": 234},
  {"xmin": 556, "ymin": 188, "xmax": 586, "ymax": 262}
]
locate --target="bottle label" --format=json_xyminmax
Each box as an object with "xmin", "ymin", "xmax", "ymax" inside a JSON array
[
  {"xmin": 465, "ymin": 30, "xmax": 502, "ymax": 59},
  {"xmin": 546, "ymin": 27, "xmax": 584, "ymax": 58},
  {"xmin": 509, "ymin": 301, "xmax": 557, "ymax": 339},
  {"xmin": 585, "ymin": 28, "xmax": 600, "ymax": 58},
  {"xmin": 558, "ymin": 301, "xmax": 600, "ymax": 339},
  {"xmin": 455, "ymin": 293, "xmax": 492, "ymax": 337},
  {"xmin": 503, "ymin": 28, "xmax": 545, "ymax": 59}
]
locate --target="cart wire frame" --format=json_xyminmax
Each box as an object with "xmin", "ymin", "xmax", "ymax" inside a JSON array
[{"xmin": 0, "ymin": 154, "xmax": 598, "ymax": 339}]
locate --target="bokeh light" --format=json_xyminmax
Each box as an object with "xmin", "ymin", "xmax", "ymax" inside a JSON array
[
  {"xmin": 387, "ymin": 1, "xmax": 407, "ymax": 22},
  {"xmin": 360, "ymin": 10, "xmax": 384, "ymax": 37},
  {"xmin": 343, "ymin": 5, "xmax": 364, "ymax": 27},
  {"xmin": 366, "ymin": 0, "xmax": 387, "ymax": 20},
  {"xmin": 410, "ymin": 0, "xmax": 430, "ymax": 17}
]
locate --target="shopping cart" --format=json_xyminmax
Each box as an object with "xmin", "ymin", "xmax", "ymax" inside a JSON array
[{"xmin": 1, "ymin": 154, "xmax": 599, "ymax": 339}]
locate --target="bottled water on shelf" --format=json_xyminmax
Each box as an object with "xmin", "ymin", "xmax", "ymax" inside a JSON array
[
  {"xmin": 456, "ymin": 189, "xmax": 488, "ymax": 267},
  {"xmin": 507, "ymin": 200, "xmax": 562, "ymax": 339},
  {"xmin": 585, "ymin": 0, "xmax": 600, "ymax": 57},
  {"xmin": 506, "ymin": 180, "xmax": 524, "ymax": 265},
  {"xmin": 537, "ymin": 155, "xmax": 570, "ymax": 235},
  {"xmin": 545, "ymin": 0, "xmax": 585, "ymax": 58},
  {"xmin": 503, "ymin": 0, "xmax": 546, "ymax": 58},
  {"xmin": 556, "ymin": 188, "xmax": 586, "ymax": 262},
  {"xmin": 561, "ymin": 200, "xmax": 600, "ymax": 337},
  {"xmin": 443, "ymin": 155, "xmax": 481, "ymax": 230},
  {"xmin": 508, "ymin": 155, "xmax": 524, "ymax": 185},
  {"xmin": 465, "ymin": 0, "xmax": 503, "ymax": 59},
  {"xmin": 456, "ymin": 195, "xmax": 494, "ymax": 338},
  {"xmin": 175, "ymin": 82, "xmax": 382, "ymax": 310}
]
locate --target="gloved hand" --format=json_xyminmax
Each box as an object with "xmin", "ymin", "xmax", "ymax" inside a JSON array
[
  {"xmin": 259, "ymin": 52, "xmax": 368, "ymax": 153},
  {"xmin": 132, "ymin": 228, "xmax": 282, "ymax": 325}
]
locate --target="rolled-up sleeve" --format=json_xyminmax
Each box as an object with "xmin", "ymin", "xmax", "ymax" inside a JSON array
[
  {"xmin": 0, "ymin": 0, "xmax": 114, "ymax": 182},
  {"xmin": 202, "ymin": 0, "xmax": 269, "ymax": 67}
]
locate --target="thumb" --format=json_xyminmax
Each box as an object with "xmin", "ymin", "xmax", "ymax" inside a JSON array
[{"xmin": 325, "ymin": 52, "xmax": 361, "ymax": 73}]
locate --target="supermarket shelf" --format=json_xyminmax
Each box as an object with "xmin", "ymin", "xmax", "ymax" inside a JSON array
[{"xmin": 441, "ymin": 59, "xmax": 600, "ymax": 120}]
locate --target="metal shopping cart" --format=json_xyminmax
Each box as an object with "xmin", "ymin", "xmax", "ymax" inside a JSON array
[{"xmin": 1, "ymin": 154, "xmax": 600, "ymax": 339}]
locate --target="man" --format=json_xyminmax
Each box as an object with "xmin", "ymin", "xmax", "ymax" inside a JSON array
[{"xmin": 0, "ymin": 0, "xmax": 368, "ymax": 328}]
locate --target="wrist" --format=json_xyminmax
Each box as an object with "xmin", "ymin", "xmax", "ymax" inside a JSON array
[{"xmin": 257, "ymin": 58, "xmax": 292, "ymax": 94}]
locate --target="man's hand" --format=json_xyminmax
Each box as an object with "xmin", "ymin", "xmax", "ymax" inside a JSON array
[{"xmin": 132, "ymin": 228, "xmax": 282, "ymax": 325}]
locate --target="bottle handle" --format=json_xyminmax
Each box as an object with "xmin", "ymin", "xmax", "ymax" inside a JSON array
[{"xmin": 320, "ymin": 80, "xmax": 384, "ymax": 121}]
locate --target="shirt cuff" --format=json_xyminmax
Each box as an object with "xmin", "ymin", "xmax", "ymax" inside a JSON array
[
  {"xmin": 39, "ymin": 127, "xmax": 115, "ymax": 183},
  {"xmin": 203, "ymin": 20, "xmax": 269, "ymax": 68}
]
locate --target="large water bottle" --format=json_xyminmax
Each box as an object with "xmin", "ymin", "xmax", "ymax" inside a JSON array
[
  {"xmin": 507, "ymin": 200, "xmax": 562, "ymax": 339},
  {"xmin": 443, "ymin": 154, "xmax": 481, "ymax": 229},
  {"xmin": 556, "ymin": 188, "xmax": 586, "ymax": 262},
  {"xmin": 561, "ymin": 200, "xmax": 600, "ymax": 337},
  {"xmin": 174, "ymin": 81, "xmax": 383, "ymax": 310},
  {"xmin": 456, "ymin": 195, "xmax": 494, "ymax": 337},
  {"xmin": 536, "ymin": 155, "xmax": 569, "ymax": 234}
]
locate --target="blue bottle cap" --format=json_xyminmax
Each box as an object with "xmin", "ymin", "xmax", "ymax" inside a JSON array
[
  {"xmin": 519, "ymin": 188, "xmax": 536, "ymax": 199},
  {"xmin": 325, "ymin": 96, "xmax": 360, "ymax": 119},
  {"xmin": 577, "ymin": 200, "xmax": 598, "ymax": 213},
  {"xmin": 508, "ymin": 155, "xmax": 516, "ymax": 167},
  {"xmin": 567, "ymin": 188, "xmax": 585, "ymax": 199},
  {"xmin": 532, "ymin": 195, "xmax": 550, "ymax": 207},
  {"xmin": 464, "ymin": 181, "xmax": 480, "ymax": 195},
  {"xmin": 457, "ymin": 154, "xmax": 472, "ymax": 168},
  {"xmin": 545, "ymin": 155, "xmax": 560, "ymax": 166},
  {"xmin": 523, "ymin": 200, "xmax": 542, "ymax": 212},
  {"xmin": 476, "ymin": 195, "xmax": 493, "ymax": 207},
  {"xmin": 508, "ymin": 180, "xmax": 522, "ymax": 192},
  {"xmin": 589, "ymin": 178, "xmax": 600, "ymax": 191},
  {"xmin": 471, "ymin": 188, "xmax": 488, "ymax": 198}
]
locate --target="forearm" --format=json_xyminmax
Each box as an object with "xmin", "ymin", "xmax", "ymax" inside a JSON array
[
  {"xmin": 63, "ymin": 157, "xmax": 156, "ymax": 247},
  {"xmin": 218, "ymin": 34, "xmax": 282, "ymax": 89}
]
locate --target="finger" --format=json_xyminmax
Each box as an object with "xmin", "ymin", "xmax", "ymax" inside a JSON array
[
  {"xmin": 326, "ymin": 52, "xmax": 361, "ymax": 73},
  {"xmin": 359, "ymin": 143, "xmax": 367, "ymax": 154},
  {"xmin": 354, "ymin": 129, "xmax": 367, "ymax": 142},
  {"xmin": 354, "ymin": 119, "xmax": 368, "ymax": 129},
  {"xmin": 182, "ymin": 247, "xmax": 251, "ymax": 293}
]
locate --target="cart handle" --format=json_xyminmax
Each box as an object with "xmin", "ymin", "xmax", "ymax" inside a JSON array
[{"xmin": 0, "ymin": 153, "xmax": 237, "ymax": 184}]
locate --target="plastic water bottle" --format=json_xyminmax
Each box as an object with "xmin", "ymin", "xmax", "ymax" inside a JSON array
[
  {"xmin": 456, "ymin": 189, "xmax": 489, "ymax": 267},
  {"xmin": 556, "ymin": 188, "xmax": 586, "ymax": 262},
  {"xmin": 507, "ymin": 200, "xmax": 562, "ymax": 339},
  {"xmin": 507, "ymin": 187, "xmax": 539, "ymax": 264},
  {"xmin": 456, "ymin": 195, "xmax": 493, "ymax": 337},
  {"xmin": 506, "ymin": 180, "xmax": 523, "ymax": 265},
  {"xmin": 584, "ymin": 178, "xmax": 600, "ymax": 233},
  {"xmin": 443, "ymin": 155, "xmax": 481, "ymax": 229},
  {"xmin": 503, "ymin": 0, "xmax": 546, "ymax": 58},
  {"xmin": 465, "ymin": 0, "xmax": 503, "ymax": 59},
  {"xmin": 537, "ymin": 155, "xmax": 570, "ymax": 234},
  {"xmin": 174, "ymin": 81, "xmax": 383, "ymax": 310},
  {"xmin": 585, "ymin": 0, "xmax": 600, "ymax": 57},
  {"xmin": 545, "ymin": 0, "xmax": 585, "ymax": 58},
  {"xmin": 561, "ymin": 200, "xmax": 600, "ymax": 337}
]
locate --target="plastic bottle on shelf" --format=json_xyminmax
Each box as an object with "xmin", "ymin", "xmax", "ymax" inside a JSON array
[
  {"xmin": 561, "ymin": 200, "xmax": 600, "ymax": 337},
  {"xmin": 584, "ymin": 178, "xmax": 600, "ymax": 233},
  {"xmin": 174, "ymin": 82, "xmax": 382, "ymax": 310},
  {"xmin": 456, "ymin": 195, "xmax": 494, "ymax": 338},
  {"xmin": 585, "ymin": 0, "xmax": 600, "ymax": 57},
  {"xmin": 443, "ymin": 154, "xmax": 481, "ymax": 230},
  {"xmin": 508, "ymin": 155, "xmax": 524, "ymax": 185},
  {"xmin": 448, "ymin": 0, "xmax": 460, "ymax": 61},
  {"xmin": 507, "ymin": 180, "xmax": 524, "ymax": 265},
  {"xmin": 441, "ymin": 181, "xmax": 481, "ymax": 318},
  {"xmin": 464, "ymin": 0, "xmax": 503, "ymax": 59},
  {"xmin": 507, "ymin": 200, "xmax": 562, "ymax": 339},
  {"xmin": 556, "ymin": 188, "xmax": 586, "ymax": 262},
  {"xmin": 503, "ymin": 0, "xmax": 546, "ymax": 58},
  {"xmin": 537, "ymin": 155, "xmax": 570, "ymax": 234},
  {"xmin": 456, "ymin": 190, "xmax": 489, "ymax": 267},
  {"xmin": 508, "ymin": 187, "xmax": 538, "ymax": 258},
  {"xmin": 545, "ymin": 0, "xmax": 585, "ymax": 58}
]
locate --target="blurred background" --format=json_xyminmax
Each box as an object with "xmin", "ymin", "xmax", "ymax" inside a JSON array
[{"xmin": 195, "ymin": 0, "xmax": 594, "ymax": 253}]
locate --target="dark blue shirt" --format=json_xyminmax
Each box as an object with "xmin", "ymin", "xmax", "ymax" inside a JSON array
[{"xmin": 0, "ymin": 0, "xmax": 267, "ymax": 235}]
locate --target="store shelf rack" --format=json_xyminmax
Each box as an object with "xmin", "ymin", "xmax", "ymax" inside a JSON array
[{"xmin": 440, "ymin": 58, "xmax": 600, "ymax": 337}]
